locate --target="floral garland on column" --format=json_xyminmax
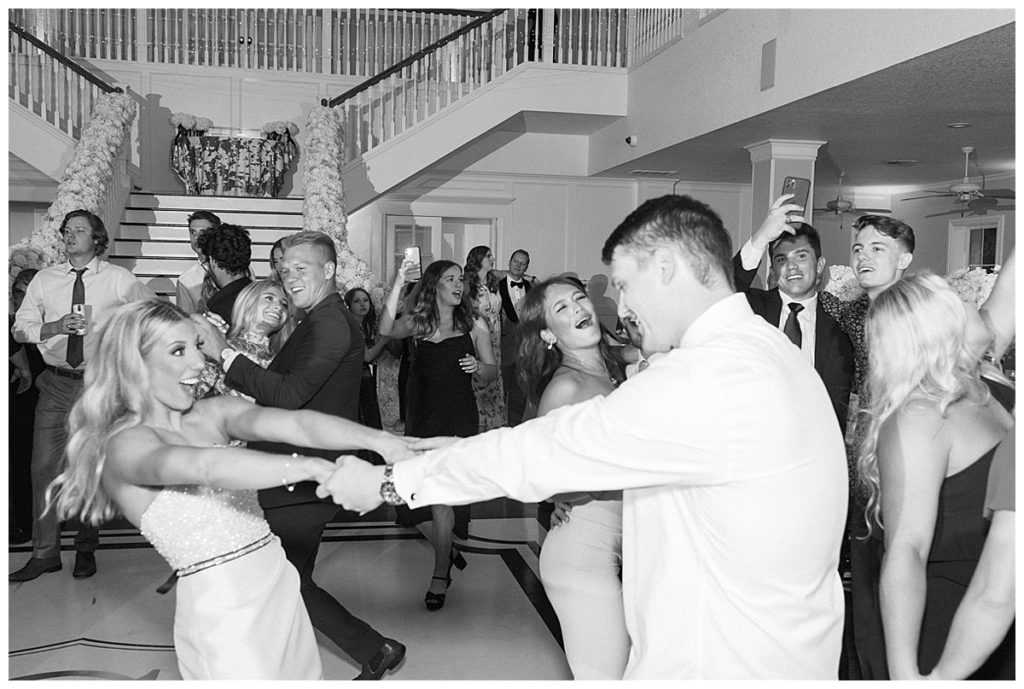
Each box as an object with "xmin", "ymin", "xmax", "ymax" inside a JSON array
[
  {"xmin": 301, "ymin": 105, "xmax": 381, "ymax": 300},
  {"xmin": 9, "ymin": 90, "xmax": 137, "ymax": 284}
]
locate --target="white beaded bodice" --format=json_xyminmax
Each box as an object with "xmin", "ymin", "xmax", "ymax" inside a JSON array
[{"xmin": 139, "ymin": 484, "xmax": 270, "ymax": 572}]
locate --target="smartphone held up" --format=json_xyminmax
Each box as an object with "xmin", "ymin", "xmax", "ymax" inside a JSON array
[
  {"xmin": 781, "ymin": 176, "xmax": 810, "ymax": 221},
  {"xmin": 403, "ymin": 246, "xmax": 423, "ymax": 281}
]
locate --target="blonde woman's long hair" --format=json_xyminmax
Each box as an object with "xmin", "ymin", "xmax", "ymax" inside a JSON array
[
  {"xmin": 228, "ymin": 279, "xmax": 294, "ymax": 351},
  {"xmin": 46, "ymin": 299, "xmax": 192, "ymax": 525},
  {"xmin": 857, "ymin": 272, "xmax": 990, "ymax": 535}
]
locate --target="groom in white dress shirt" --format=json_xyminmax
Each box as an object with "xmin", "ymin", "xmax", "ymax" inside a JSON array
[{"xmin": 320, "ymin": 195, "xmax": 848, "ymax": 679}]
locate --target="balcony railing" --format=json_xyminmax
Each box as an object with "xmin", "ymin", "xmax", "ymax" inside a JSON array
[
  {"xmin": 325, "ymin": 8, "xmax": 639, "ymax": 162},
  {"xmin": 9, "ymin": 8, "xmax": 487, "ymax": 76},
  {"xmin": 9, "ymin": 8, "xmax": 724, "ymax": 75}
]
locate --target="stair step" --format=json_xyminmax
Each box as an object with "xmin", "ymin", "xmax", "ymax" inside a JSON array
[
  {"xmin": 118, "ymin": 224, "xmax": 297, "ymax": 244},
  {"xmin": 122, "ymin": 209, "xmax": 303, "ymax": 228},
  {"xmin": 128, "ymin": 193, "xmax": 304, "ymax": 213},
  {"xmin": 111, "ymin": 256, "xmax": 273, "ymax": 278},
  {"xmin": 111, "ymin": 240, "xmax": 272, "ymax": 261}
]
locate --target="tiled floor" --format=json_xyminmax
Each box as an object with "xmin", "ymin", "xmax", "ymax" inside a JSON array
[{"xmin": 8, "ymin": 500, "xmax": 573, "ymax": 681}]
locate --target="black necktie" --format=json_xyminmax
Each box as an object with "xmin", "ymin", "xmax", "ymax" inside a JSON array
[
  {"xmin": 66, "ymin": 267, "xmax": 87, "ymax": 368},
  {"xmin": 510, "ymin": 280, "xmax": 525, "ymax": 289},
  {"xmin": 783, "ymin": 302, "xmax": 803, "ymax": 349}
]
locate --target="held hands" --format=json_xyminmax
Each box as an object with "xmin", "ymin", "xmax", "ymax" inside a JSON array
[
  {"xmin": 375, "ymin": 432, "xmax": 420, "ymax": 464},
  {"xmin": 751, "ymin": 193, "xmax": 806, "ymax": 252},
  {"xmin": 315, "ymin": 455, "xmax": 386, "ymax": 514},
  {"xmin": 409, "ymin": 436, "xmax": 461, "ymax": 453}
]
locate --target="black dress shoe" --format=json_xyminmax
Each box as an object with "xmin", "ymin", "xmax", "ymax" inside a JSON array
[
  {"xmin": 9, "ymin": 557, "xmax": 62, "ymax": 582},
  {"xmin": 354, "ymin": 639, "xmax": 406, "ymax": 680},
  {"xmin": 72, "ymin": 552, "xmax": 96, "ymax": 579}
]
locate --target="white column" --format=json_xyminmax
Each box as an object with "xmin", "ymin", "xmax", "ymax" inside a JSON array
[{"xmin": 743, "ymin": 139, "xmax": 826, "ymax": 280}]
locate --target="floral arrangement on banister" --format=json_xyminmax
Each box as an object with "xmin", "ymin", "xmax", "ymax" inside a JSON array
[
  {"xmin": 823, "ymin": 264, "xmax": 1000, "ymax": 307},
  {"xmin": 170, "ymin": 112, "xmax": 214, "ymax": 136},
  {"xmin": 301, "ymin": 105, "xmax": 380, "ymax": 295},
  {"xmin": 9, "ymin": 91, "xmax": 137, "ymax": 285}
]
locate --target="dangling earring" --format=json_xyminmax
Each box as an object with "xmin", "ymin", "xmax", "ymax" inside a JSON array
[{"xmin": 546, "ymin": 340, "xmax": 555, "ymax": 351}]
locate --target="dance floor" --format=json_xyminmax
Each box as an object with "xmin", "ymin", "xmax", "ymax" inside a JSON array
[{"xmin": 8, "ymin": 499, "xmax": 572, "ymax": 681}]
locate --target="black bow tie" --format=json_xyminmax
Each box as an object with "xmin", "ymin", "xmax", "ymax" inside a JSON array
[{"xmin": 510, "ymin": 280, "xmax": 525, "ymax": 289}]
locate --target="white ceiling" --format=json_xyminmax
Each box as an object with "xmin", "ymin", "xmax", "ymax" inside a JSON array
[{"xmin": 592, "ymin": 23, "xmax": 1015, "ymax": 196}]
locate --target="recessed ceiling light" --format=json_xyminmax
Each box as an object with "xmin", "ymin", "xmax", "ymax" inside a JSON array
[
  {"xmin": 886, "ymin": 159, "xmax": 919, "ymax": 166},
  {"xmin": 947, "ymin": 122, "xmax": 972, "ymax": 129}
]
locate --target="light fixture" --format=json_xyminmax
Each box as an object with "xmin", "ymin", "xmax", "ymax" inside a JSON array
[{"xmin": 947, "ymin": 122, "xmax": 972, "ymax": 129}]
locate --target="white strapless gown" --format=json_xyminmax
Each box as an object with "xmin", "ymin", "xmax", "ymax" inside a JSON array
[{"xmin": 140, "ymin": 484, "xmax": 323, "ymax": 680}]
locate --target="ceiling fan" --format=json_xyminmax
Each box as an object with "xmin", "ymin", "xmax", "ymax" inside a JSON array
[
  {"xmin": 902, "ymin": 146, "xmax": 1015, "ymax": 207},
  {"xmin": 926, "ymin": 195, "xmax": 1016, "ymax": 218},
  {"xmin": 813, "ymin": 171, "xmax": 892, "ymax": 218}
]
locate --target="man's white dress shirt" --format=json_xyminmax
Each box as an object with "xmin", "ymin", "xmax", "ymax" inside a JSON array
[
  {"xmin": 393, "ymin": 293, "xmax": 847, "ymax": 678},
  {"xmin": 14, "ymin": 256, "xmax": 155, "ymax": 369},
  {"xmin": 176, "ymin": 260, "xmax": 207, "ymax": 314}
]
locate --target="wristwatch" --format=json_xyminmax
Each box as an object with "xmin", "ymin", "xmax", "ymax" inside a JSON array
[{"xmin": 379, "ymin": 465, "xmax": 406, "ymax": 505}]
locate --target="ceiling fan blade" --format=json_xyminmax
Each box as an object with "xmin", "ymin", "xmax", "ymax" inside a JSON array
[
  {"xmin": 903, "ymin": 193, "xmax": 955, "ymax": 201},
  {"xmin": 925, "ymin": 209, "xmax": 969, "ymax": 218},
  {"xmin": 850, "ymin": 207, "xmax": 893, "ymax": 214},
  {"xmin": 981, "ymin": 188, "xmax": 1015, "ymax": 199}
]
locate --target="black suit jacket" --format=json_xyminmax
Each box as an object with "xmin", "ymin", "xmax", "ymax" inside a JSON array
[
  {"xmin": 225, "ymin": 291, "xmax": 364, "ymax": 508},
  {"xmin": 497, "ymin": 276, "xmax": 532, "ymax": 363},
  {"xmin": 732, "ymin": 254, "xmax": 855, "ymax": 433}
]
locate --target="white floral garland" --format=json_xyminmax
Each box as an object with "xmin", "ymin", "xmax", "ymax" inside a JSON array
[
  {"xmin": 823, "ymin": 263, "xmax": 999, "ymax": 307},
  {"xmin": 9, "ymin": 91, "xmax": 137, "ymax": 285},
  {"xmin": 301, "ymin": 105, "xmax": 381, "ymax": 295}
]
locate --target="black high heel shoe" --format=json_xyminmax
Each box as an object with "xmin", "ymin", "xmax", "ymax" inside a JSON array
[{"xmin": 424, "ymin": 548, "xmax": 468, "ymax": 611}]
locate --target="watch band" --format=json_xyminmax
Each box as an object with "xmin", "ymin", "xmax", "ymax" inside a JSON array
[{"xmin": 380, "ymin": 465, "xmax": 405, "ymax": 506}]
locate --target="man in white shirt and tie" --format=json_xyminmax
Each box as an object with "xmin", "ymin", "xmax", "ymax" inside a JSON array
[
  {"xmin": 496, "ymin": 249, "xmax": 534, "ymax": 425},
  {"xmin": 11, "ymin": 210, "xmax": 155, "ymax": 582},
  {"xmin": 318, "ymin": 195, "xmax": 849, "ymax": 679}
]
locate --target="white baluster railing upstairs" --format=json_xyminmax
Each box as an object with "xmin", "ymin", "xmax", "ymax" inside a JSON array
[
  {"xmin": 325, "ymin": 8, "xmax": 634, "ymax": 162},
  {"xmin": 9, "ymin": 21, "xmax": 124, "ymax": 140}
]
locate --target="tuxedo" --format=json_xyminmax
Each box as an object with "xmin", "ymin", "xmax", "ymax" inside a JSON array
[
  {"xmin": 224, "ymin": 291, "xmax": 386, "ymax": 664},
  {"xmin": 497, "ymin": 274, "xmax": 532, "ymax": 425},
  {"xmin": 732, "ymin": 254, "xmax": 854, "ymax": 433}
]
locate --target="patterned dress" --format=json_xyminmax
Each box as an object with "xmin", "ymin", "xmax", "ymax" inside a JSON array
[
  {"xmin": 472, "ymin": 284, "xmax": 506, "ymax": 431},
  {"xmin": 194, "ymin": 331, "xmax": 275, "ymax": 402}
]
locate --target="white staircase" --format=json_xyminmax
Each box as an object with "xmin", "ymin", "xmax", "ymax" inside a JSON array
[{"xmin": 109, "ymin": 192, "xmax": 303, "ymax": 299}]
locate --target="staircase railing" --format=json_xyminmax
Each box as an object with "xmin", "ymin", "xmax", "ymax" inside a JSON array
[
  {"xmin": 9, "ymin": 21, "xmax": 123, "ymax": 140},
  {"xmin": 325, "ymin": 8, "xmax": 633, "ymax": 162}
]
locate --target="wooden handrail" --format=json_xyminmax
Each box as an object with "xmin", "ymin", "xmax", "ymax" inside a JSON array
[
  {"xmin": 9, "ymin": 21, "xmax": 123, "ymax": 94},
  {"xmin": 322, "ymin": 8, "xmax": 506, "ymax": 107}
]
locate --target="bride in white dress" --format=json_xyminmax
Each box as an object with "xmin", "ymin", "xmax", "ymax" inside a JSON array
[{"xmin": 46, "ymin": 299, "xmax": 415, "ymax": 680}]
